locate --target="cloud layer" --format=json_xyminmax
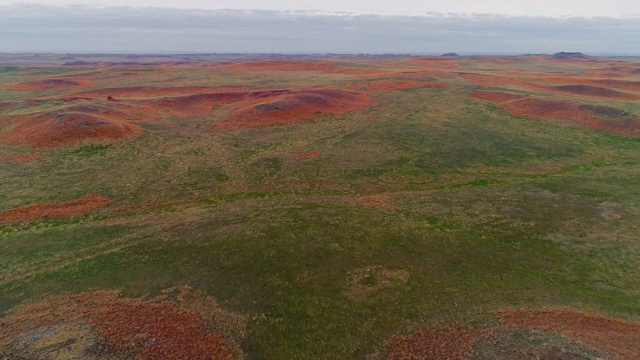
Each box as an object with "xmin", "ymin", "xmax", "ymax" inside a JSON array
[{"xmin": 1, "ymin": 5, "xmax": 639, "ymax": 54}]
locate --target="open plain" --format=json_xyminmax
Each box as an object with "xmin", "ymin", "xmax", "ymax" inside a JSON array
[{"xmin": 1, "ymin": 53, "xmax": 640, "ymax": 359}]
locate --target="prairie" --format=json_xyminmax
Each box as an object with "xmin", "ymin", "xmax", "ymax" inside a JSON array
[{"xmin": 1, "ymin": 53, "xmax": 640, "ymax": 359}]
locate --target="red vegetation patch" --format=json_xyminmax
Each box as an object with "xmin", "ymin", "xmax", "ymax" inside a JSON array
[
  {"xmin": 218, "ymin": 60, "xmax": 335, "ymax": 72},
  {"xmin": 471, "ymin": 91, "xmax": 525, "ymax": 102},
  {"xmin": 459, "ymin": 72, "xmax": 533, "ymax": 88},
  {"xmin": 5, "ymin": 78, "xmax": 91, "ymax": 91},
  {"xmin": 77, "ymin": 292, "xmax": 231, "ymax": 359},
  {"xmin": 499, "ymin": 309, "xmax": 640, "ymax": 360},
  {"xmin": 149, "ymin": 91, "xmax": 251, "ymax": 116},
  {"xmin": 1, "ymin": 107, "xmax": 142, "ymax": 148},
  {"xmin": 350, "ymin": 80, "xmax": 448, "ymax": 91},
  {"xmin": 0, "ymin": 287, "xmax": 246, "ymax": 360},
  {"xmin": 381, "ymin": 324, "xmax": 488, "ymax": 360},
  {"xmin": 215, "ymin": 60, "xmax": 385, "ymax": 76},
  {"xmin": 499, "ymin": 97, "xmax": 640, "ymax": 137},
  {"xmin": 0, "ymin": 196, "xmax": 111, "ymax": 224},
  {"xmin": 290, "ymin": 150, "xmax": 320, "ymax": 160},
  {"xmin": 65, "ymin": 85, "xmax": 246, "ymax": 100},
  {"xmin": 554, "ymin": 85, "xmax": 631, "ymax": 98},
  {"xmin": 0, "ymin": 153, "xmax": 40, "ymax": 163},
  {"xmin": 216, "ymin": 89, "xmax": 373, "ymax": 130}
]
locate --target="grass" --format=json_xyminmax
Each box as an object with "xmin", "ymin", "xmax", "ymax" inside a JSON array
[{"xmin": 0, "ymin": 54, "xmax": 639, "ymax": 359}]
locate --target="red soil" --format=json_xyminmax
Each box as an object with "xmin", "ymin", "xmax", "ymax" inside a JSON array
[
  {"xmin": 499, "ymin": 309, "xmax": 640, "ymax": 360},
  {"xmin": 216, "ymin": 89, "xmax": 373, "ymax": 130},
  {"xmin": 0, "ymin": 196, "xmax": 111, "ymax": 224},
  {"xmin": 382, "ymin": 324, "xmax": 487, "ymax": 360},
  {"xmin": 349, "ymin": 80, "xmax": 448, "ymax": 91},
  {"xmin": 0, "ymin": 153, "xmax": 41, "ymax": 163},
  {"xmin": 471, "ymin": 91, "xmax": 524, "ymax": 102},
  {"xmin": 290, "ymin": 150, "xmax": 320, "ymax": 160},
  {"xmin": 1, "ymin": 107, "xmax": 142, "ymax": 148}
]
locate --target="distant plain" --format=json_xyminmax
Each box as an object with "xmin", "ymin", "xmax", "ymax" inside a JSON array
[{"xmin": 0, "ymin": 53, "xmax": 639, "ymax": 359}]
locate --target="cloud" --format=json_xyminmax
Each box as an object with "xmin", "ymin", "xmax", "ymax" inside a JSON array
[{"xmin": 1, "ymin": 5, "xmax": 639, "ymax": 54}]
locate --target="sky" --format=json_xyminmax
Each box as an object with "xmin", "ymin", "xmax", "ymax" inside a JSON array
[{"xmin": 1, "ymin": 1, "xmax": 639, "ymax": 54}]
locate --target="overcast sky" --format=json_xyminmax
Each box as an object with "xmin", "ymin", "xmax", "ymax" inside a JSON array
[{"xmin": 1, "ymin": 1, "xmax": 639, "ymax": 54}]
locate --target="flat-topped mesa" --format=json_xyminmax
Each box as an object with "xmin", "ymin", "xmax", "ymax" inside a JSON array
[
  {"xmin": 441, "ymin": 53, "xmax": 460, "ymax": 57},
  {"xmin": 550, "ymin": 52, "xmax": 587, "ymax": 60}
]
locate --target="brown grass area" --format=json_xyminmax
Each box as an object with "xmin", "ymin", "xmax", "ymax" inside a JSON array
[
  {"xmin": 459, "ymin": 72, "xmax": 535, "ymax": 88},
  {"xmin": 498, "ymin": 309, "xmax": 640, "ymax": 360},
  {"xmin": 0, "ymin": 153, "xmax": 41, "ymax": 163},
  {"xmin": 66, "ymin": 86, "xmax": 246, "ymax": 100},
  {"xmin": 353, "ymin": 194, "xmax": 395, "ymax": 210},
  {"xmin": 343, "ymin": 266, "xmax": 409, "ymax": 300},
  {"xmin": 349, "ymin": 80, "xmax": 448, "ymax": 91},
  {"xmin": 215, "ymin": 88, "xmax": 373, "ymax": 130},
  {"xmin": 380, "ymin": 324, "xmax": 487, "ymax": 360},
  {"xmin": 148, "ymin": 92, "xmax": 250, "ymax": 116},
  {"xmin": 554, "ymin": 85, "xmax": 632, "ymax": 99},
  {"xmin": 0, "ymin": 287, "xmax": 246, "ymax": 359},
  {"xmin": 470, "ymin": 91, "xmax": 524, "ymax": 102},
  {"xmin": 406, "ymin": 57, "xmax": 460, "ymax": 70},
  {"xmin": 290, "ymin": 150, "xmax": 320, "ymax": 160},
  {"xmin": 214, "ymin": 60, "xmax": 386, "ymax": 76},
  {"xmin": 0, "ymin": 196, "xmax": 112, "ymax": 224},
  {"xmin": 5, "ymin": 78, "xmax": 92, "ymax": 91}
]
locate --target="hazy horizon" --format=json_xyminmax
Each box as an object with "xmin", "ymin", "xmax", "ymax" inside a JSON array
[{"xmin": 1, "ymin": 1, "xmax": 639, "ymax": 54}]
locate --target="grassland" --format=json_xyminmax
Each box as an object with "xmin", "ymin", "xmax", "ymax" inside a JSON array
[{"xmin": 0, "ymin": 53, "xmax": 639, "ymax": 359}]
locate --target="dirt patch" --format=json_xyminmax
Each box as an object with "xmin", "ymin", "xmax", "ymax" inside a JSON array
[
  {"xmin": 499, "ymin": 309, "xmax": 640, "ymax": 360},
  {"xmin": 0, "ymin": 286, "xmax": 246, "ymax": 359},
  {"xmin": 598, "ymin": 202, "xmax": 623, "ymax": 221},
  {"xmin": 343, "ymin": 266, "xmax": 409, "ymax": 300},
  {"xmin": 216, "ymin": 89, "xmax": 373, "ymax": 130},
  {"xmin": 0, "ymin": 196, "xmax": 111, "ymax": 224},
  {"xmin": 349, "ymin": 80, "xmax": 448, "ymax": 91},
  {"xmin": 471, "ymin": 91, "xmax": 525, "ymax": 102},
  {"xmin": 0, "ymin": 153, "xmax": 41, "ymax": 163}
]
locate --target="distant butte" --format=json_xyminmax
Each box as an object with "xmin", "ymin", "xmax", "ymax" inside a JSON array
[
  {"xmin": 550, "ymin": 52, "xmax": 587, "ymax": 60},
  {"xmin": 441, "ymin": 53, "xmax": 460, "ymax": 57}
]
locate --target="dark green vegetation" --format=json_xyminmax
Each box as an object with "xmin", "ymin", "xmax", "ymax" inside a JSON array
[{"xmin": 1, "ymin": 54, "xmax": 639, "ymax": 359}]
